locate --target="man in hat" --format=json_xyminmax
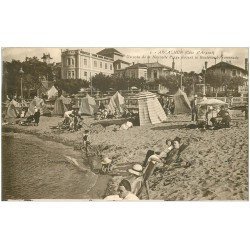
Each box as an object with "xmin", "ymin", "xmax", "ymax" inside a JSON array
[
  {"xmin": 127, "ymin": 164, "xmax": 143, "ymax": 195},
  {"xmin": 190, "ymin": 95, "xmax": 198, "ymax": 122}
]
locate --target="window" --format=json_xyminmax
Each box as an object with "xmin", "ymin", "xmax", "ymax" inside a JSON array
[
  {"xmin": 232, "ymin": 70, "xmax": 236, "ymax": 76},
  {"xmin": 100, "ymin": 62, "xmax": 102, "ymax": 68},
  {"xmin": 71, "ymin": 59, "xmax": 74, "ymax": 66},
  {"xmin": 154, "ymin": 70, "xmax": 157, "ymax": 79},
  {"xmin": 237, "ymin": 70, "xmax": 240, "ymax": 75},
  {"xmin": 71, "ymin": 71, "xmax": 75, "ymax": 79},
  {"xmin": 84, "ymin": 59, "xmax": 87, "ymax": 66},
  {"xmin": 67, "ymin": 58, "xmax": 71, "ymax": 66},
  {"xmin": 110, "ymin": 64, "xmax": 112, "ymax": 70},
  {"xmin": 84, "ymin": 71, "xmax": 87, "ymax": 77},
  {"xmin": 105, "ymin": 63, "xmax": 107, "ymax": 69},
  {"xmin": 144, "ymin": 72, "xmax": 147, "ymax": 79},
  {"xmin": 221, "ymin": 68, "xmax": 225, "ymax": 74},
  {"xmin": 68, "ymin": 71, "xmax": 71, "ymax": 78},
  {"xmin": 94, "ymin": 61, "xmax": 97, "ymax": 67}
]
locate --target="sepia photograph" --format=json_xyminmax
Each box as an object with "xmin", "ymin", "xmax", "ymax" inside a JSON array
[{"xmin": 1, "ymin": 47, "xmax": 249, "ymax": 201}]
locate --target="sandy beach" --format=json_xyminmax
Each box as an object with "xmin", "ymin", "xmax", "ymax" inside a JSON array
[{"xmin": 2, "ymin": 110, "xmax": 248, "ymax": 200}]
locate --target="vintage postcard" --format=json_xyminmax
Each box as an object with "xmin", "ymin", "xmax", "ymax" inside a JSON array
[{"xmin": 1, "ymin": 47, "xmax": 248, "ymax": 201}]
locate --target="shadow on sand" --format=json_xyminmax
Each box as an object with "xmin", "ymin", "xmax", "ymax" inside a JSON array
[{"xmin": 151, "ymin": 124, "xmax": 187, "ymax": 131}]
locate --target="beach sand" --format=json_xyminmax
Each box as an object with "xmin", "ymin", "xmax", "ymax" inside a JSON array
[{"xmin": 2, "ymin": 110, "xmax": 248, "ymax": 200}]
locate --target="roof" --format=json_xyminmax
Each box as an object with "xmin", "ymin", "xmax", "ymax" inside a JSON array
[
  {"xmin": 126, "ymin": 63, "xmax": 147, "ymax": 69},
  {"xmin": 207, "ymin": 61, "xmax": 248, "ymax": 74},
  {"xmin": 97, "ymin": 48, "xmax": 124, "ymax": 57},
  {"xmin": 114, "ymin": 59, "xmax": 130, "ymax": 65},
  {"xmin": 144, "ymin": 62, "xmax": 171, "ymax": 69}
]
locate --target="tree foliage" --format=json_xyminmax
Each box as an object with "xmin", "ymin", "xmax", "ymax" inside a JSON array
[
  {"xmin": 54, "ymin": 79, "xmax": 89, "ymax": 95},
  {"xmin": 3, "ymin": 57, "xmax": 60, "ymax": 98}
]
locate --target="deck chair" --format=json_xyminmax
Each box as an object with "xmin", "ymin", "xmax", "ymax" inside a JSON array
[{"xmin": 137, "ymin": 161, "xmax": 157, "ymax": 199}]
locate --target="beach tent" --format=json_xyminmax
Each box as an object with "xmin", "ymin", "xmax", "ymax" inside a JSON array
[
  {"xmin": 52, "ymin": 96, "xmax": 68, "ymax": 116},
  {"xmin": 26, "ymin": 97, "xmax": 45, "ymax": 116},
  {"xmin": 138, "ymin": 91, "xmax": 167, "ymax": 126},
  {"xmin": 173, "ymin": 89, "xmax": 191, "ymax": 114},
  {"xmin": 107, "ymin": 91, "xmax": 125, "ymax": 114},
  {"xmin": 5, "ymin": 100, "xmax": 20, "ymax": 118},
  {"xmin": 47, "ymin": 86, "xmax": 58, "ymax": 100},
  {"xmin": 79, "ymin": 94, "xmax": 98, "ymax": 115}
]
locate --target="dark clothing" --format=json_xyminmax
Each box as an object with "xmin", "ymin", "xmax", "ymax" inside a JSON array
[
  {"xmin": 142, "ymin": 150, "xmax": 155, "ymax": 168},
  {"xmin": 190, "ymin": 99, "xmax": 198, "ymax": 121},
  {"xmin": 34, "ymin": 111, "xmax": 40, "ymax": 125},
  {"xmin": 163, "ymin": 148, "xmax": 180, "ymax": 165},
  {"xmin": 217, "ymin": 109, "xmax": 227, "ymax": 117}
]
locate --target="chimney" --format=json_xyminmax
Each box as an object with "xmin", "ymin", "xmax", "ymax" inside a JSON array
[
  {"xmin": 245, "ymin": 58, "xmax": 249, "ymax": 72},
  {"xmin": 205, "ymin": 61, "xmax": 208, "ymax": 70},
  {"xmin": 172, "ymin": 58, "xmax": 175, "ymax": 69}
]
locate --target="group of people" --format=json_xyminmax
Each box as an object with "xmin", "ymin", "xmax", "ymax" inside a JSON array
[
  {"xmin": 191, "ymin": 95, "xmax": 232, "ymax": 130},
  {"xmin": 20, "ymin": 106, "xmax": 41, "ymax": 126},
  {"xmin": 61, "ymin": 108, "xmax": 83, "ymax": 131},
  {"xmin": 159, "ymin": 96, "xmax": 175, "ymax": 115},
  {"xmin": 104, "ymin": 136, "xmax": 189, "ymax": 200}
]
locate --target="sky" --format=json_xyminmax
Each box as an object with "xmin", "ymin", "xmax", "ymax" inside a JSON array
[{"xmin": 2, "ymin": 47, "xmax": 248, "ymax": 73}]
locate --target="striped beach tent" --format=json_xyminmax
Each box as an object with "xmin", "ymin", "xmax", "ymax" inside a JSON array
[
  {"xmin": 107, "ymin": 91, "xmax": 125, "ymax": 114},
  {"xmin": 173, "ymin": 89, "xmax": 191, "ymax": 114},
  {"xmin": 138, "ymin": 91, "xmax": 167, "ymax": 126}
]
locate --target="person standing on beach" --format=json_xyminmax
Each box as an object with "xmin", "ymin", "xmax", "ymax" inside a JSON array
[{"xmin": 190, "ymin": 95, "xmax": 198, "ymax": 122}]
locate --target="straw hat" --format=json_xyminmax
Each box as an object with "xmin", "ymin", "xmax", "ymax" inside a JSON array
[
  {"xmin": 101, "ymin": 157, "xmax": 112, "ymax": 165},
  {"xmin": 194, "ymin": 95, "xmax": 198, "ymax": 98},
  {"xmin": 128, "ymin": 164, "xmax": 143, "ymax": 176}
]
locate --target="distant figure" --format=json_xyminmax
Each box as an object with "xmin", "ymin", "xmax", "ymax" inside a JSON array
[
  {"xmin": 221, "ymin": 111, "xmax": 231, "ymax": 128},
  {"xmin": 169, "ymin": 99, "xmax": 175, "ymax": 114},
  {"xmin": 217, "ymin": 106, "xmax": 227, "ymax": 118},
  {"xmin": 33, "ymin": 109, "xmax": 41, "ymax": 126},
  {"xmin": 82, "ymin": 130, "xmax": 90, "ymax": 151},
  {"xmin": 190, "ymin": 94, "xmax": 198, "ymax": 122}
]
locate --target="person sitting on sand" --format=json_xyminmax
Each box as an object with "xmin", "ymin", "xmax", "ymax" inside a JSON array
[
  {"xmin": 147, "ymin": 137, "xmax": 190, "ymax": 168},
  {"xmin": 221, "ymin": 111, "xmax": 231, "ymax": 128},
  {"xmin": 33, "ymin": 109, "xmax": 41, "ymax": 126},
  {"xmin": 217, "ymin": 105, "xmax": 227, "ymax": 118},
  {"xmin": 127, "ymin": 164, "xmax": 144, "ymax": 195},
  {"xmin": 104, "ymin": 179, "xmax": 139, "ymax": 201},
  {"xmin": 120, "ymin": 120, "xmax": 133, "ymax": 130},
  {"xmin": 142, "ymin": 139, "xmax": 173, "ymax": 168}
]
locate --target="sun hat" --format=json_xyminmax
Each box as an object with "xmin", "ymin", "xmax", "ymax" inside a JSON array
[
  {"xmin": 101, "ymin": 157, "xmax": 112, "ymax": 165},
  {"xmin": 128, "ymin": 164, "xmax": 143, "ymax": 176},
  {"xmin": 194, "ymin": 94, "xmax": 198, "ymax": 98}
]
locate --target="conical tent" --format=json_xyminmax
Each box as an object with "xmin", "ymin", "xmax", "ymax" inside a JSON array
[
  {"xmin": 47, "ymin": 86, "xmax": 58, "ymax": 99},
  {"xmin": 107, "ymin": 91, "xmax": 125, "ymax": 114},
  {"xmin": 138, "ymin": 91, "xmax": 167, "ymax": 126},
  {"xmin": 52, "ymin": 96, "xmax": 68, "ymax": 116},
  {"xmin": 5, "ymin": 100, "xmax": 20, "ymax": 118},
  {"xmin": 173, "ymin": 89, "xmax": 191, "ymax": 114},
  {"xmin": 26, "ymin": 97, "xmax": 45, "ymax": 116},
  {"xmin": 79, "ymin": 94, "xmax": 98, "ymax": 115}
]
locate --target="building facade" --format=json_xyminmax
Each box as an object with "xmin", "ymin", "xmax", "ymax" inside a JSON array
[
  {"xmin": 206, "ymin": 60, "xmax": 248, "ymax": 95},
  {"xmin": 61, "ymin": 49, "xmax": 115, "ymax": 80}
]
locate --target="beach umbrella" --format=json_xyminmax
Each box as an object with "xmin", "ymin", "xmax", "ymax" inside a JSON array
[{"xmin": 198, "ymin": 98, "xmax": 226, "ymax": 106}]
